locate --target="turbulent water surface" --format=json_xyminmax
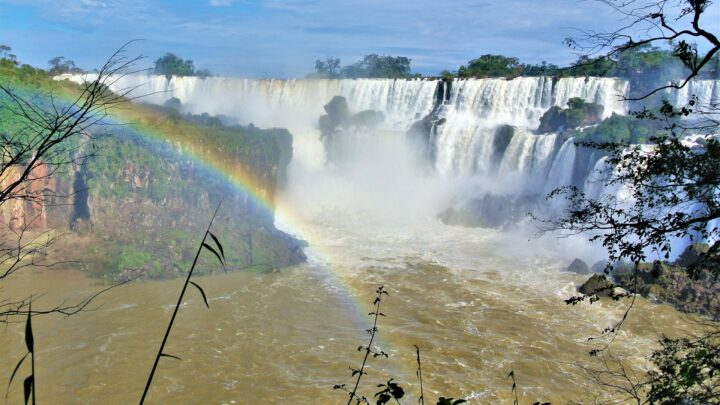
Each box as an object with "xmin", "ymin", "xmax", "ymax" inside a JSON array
[
  {"xmin": 0, "ymin": 224, "xmax": 705, "ymax": 404},
  {"xmin": 5, "ymin": 75, "xmax": 717, "ymax": 404}
]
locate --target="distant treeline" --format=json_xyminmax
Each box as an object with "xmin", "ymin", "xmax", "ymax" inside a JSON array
[
  {"xmin": 308, "ymin": 54, "xmax": 417, "ymax": 79},
  {"xmin": 0, "ymin": 45, "xmax": 214, "ymax": 80},
  {"xmin": 310, "ymin": 45, "xmax": 720, "ymax": 98}
]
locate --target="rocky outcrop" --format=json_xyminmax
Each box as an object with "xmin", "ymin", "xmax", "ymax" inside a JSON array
[
  {"xmin": 350, "ymin": 110, "xmax": 385, "ymax": 129},
  {"xmin": 611, "ymin": 254, "xmax": 719, "ymax": 316},
  {"xmin": 0, "ymin": 161, "xmax": 57, "ymax": 231},
  {"xmin": 318, "ymin": 96, "xmax": 386, "ymax": 163},
  {"xmin": 538, "ymin": 97, "xmax": 604, "ymax": 134},
  {"xmin": 406, "ymin": 79, "xmax": 451, "ymax": 164},
  {"xmin": 566, "ymin": 258, "xmax": 590, "ymax": 275},
  {"xmin": 578, "ymin": 274, "xmax": 615, "ymax": 297},
  {"xmin": 438, "ymin": 193, "xmax": 539, "ymax": 229},
  {"xmin": 577, "ymin": 245, "xmax": 720, "ymax": 316},
  {"xmin": 1, "ymin": 106, "xmax": 306, "ymax": 280}
]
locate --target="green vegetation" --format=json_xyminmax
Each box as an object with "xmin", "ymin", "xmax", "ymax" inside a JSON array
[
  {"xmin": 0, "ymin": 44, "xmax": 17, "ymax": 63},
  {"xmin": 153, "ymin": 52, "xmax": 211, "ymax": 78},
  {"xmin": 544, "ymin": 2, "xmax": 720, "ymax": 401},
  {"xmin": 535, "ymin": 96, "xmax": 664, "ymax": 145},
  {"xmin": 79, "ymin": 111, "xmax": 299, "ymax": 280},
  {"xmin": 1, "ymin": 57, "xmax": 302, "ymax": 281},
  {"xmin": 309, "ymin": 54, "xmax": 413, "ymax": 79},
  {"xmin": 457, "ymin": 54, "xmax": 522, "ymax": 78},
  {"xmin": 538, "ymin": 97, "xmax": 604, "ymax": 133},
  {"xmin": 571, "ymin": 112, "xmax": 663, "ymax": 145},
  {"xmin": 47, "ymin": 56, "xmax": 82, "ymax": 76},
  {"xmin": 445, "ymin": 45, "xmax": 718, "ymax": 103}
]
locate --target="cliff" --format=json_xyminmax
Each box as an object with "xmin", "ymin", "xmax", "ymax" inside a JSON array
[{"xmin": 0, "ymin": 71, "xmax": 306, "ymax": 279}]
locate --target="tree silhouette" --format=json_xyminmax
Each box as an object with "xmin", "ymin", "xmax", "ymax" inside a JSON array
[{"xmin": 542, "ymin": 1, "xmax": 720, "ymax": 402}]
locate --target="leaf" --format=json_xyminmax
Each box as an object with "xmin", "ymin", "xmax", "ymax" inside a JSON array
[
  {"xmin": 160, "ymin": 353, "xmax": 182, "ymax": 361},
  {"xmin": 190, "ymin": 281, "xmax": 209, "ymax": 308},
  {"xmin": 387, "ymin": 381, "xmax": 404, "ymax": 399},
  {"xmin": 202, "ymin": 242, "xmax": 225, "ymax": 268},
  {"xmin": 23, "ymin": 375, "xmax": 32, "ymax": 405},
  {"xmin": 208, "ymin": 231, "xmax": 225, "ymax": 261},
  {"xmin": 376, "ymin": 393, "xmax": 391, "ymax": 405},
  {"xmin": 25, "ymin": 309, "xmax": 33, "ymax": 353},
  {"xmin": 6, "ymin": 353, "xmax": 28, "ymax": 399}
]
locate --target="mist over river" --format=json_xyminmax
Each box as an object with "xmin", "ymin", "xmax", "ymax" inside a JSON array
[{"xmin": 3, "ymin": 75, "xmax": 717, "ymax": 404}]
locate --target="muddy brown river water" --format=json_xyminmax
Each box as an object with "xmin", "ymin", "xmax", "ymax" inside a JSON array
[{"xmin": 0, "ymin": 215, "xmax": 710, "ymax": 405}]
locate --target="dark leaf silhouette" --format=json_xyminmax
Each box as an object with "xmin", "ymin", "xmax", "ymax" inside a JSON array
[
  {"xmin": 160, "ymin": 353, "xmax": 182, "ymax": 361},
  {"xmin": 6, "ymin": 353, "xmax": 28, "ymax": 399},
  {"xmin": 25, "ymin": 309, "xmax": 33, "ymax": 353},
  {"xmin": 23, "ymin": 376, "xmax": 33, "ymax": 405},
  {"xmin": 208, "ymin": 231, "xmax": 225, "ymax": 261},
  {"xmin": 202, "ymin": 242, "xmax": 225, "ymax": 268},
  {"xmin": 190, "ymin": 281, "xmax": 209, "ymax": 308},
  {"xmin": 140, "ymin": 202, "xmax": 223, "ymax": 404},
  {"xmin": 375, "ymin": 393, "xmax": 391, "ymax": 405}
]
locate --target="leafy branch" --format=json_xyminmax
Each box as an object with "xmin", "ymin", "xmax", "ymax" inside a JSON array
[{"xmin": 139, "ymin": 200, "xmax": 226, "ymax": 404}]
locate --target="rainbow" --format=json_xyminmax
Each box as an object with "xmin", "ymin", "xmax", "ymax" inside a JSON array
[{"xmin": 100, "ymin": 101, "xmax": 412, "ymax": 382}]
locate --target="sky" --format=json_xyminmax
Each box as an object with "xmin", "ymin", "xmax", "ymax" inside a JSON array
[{"xmin": 0, "ymin": 0, "xmax": 718, "ymax": 78}]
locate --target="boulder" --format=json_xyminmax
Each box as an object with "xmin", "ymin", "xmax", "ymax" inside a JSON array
[
  {"xmin": 323, "ymin": 95, "xmax": 349, "ymax": 121},
  {"xmin": 578, "ymin": 274, "xmax": 615, "ymax": 297},
  {"xmin": 350, "ymin": 110, "xmax": 385, "ymax": 129},
  {"xmin": 538, "ymin": 97, "xmax": 604, "ymax": 133},
  {"xmin": 438, "ymin": 194, "xmax": 538, "ymax": 229},
  {"xmin": 566, "ymin": 258, "xmax": 590, "ymax": 274}
]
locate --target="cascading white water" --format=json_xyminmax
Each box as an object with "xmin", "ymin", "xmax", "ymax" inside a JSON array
[
  {"xmin": 58, "ymin": 73, "xmax": 629, "ymax": 204},
  {"xmin": 433, "ymin": 77, "xmax": 626, "ymax": 182},
  {"xmin": 668, "ymin": 79, "xmax": 720, "ymax": 107},
  {"xmin": 60, "ymin": 73, "xmax": 704, "ymax": 228}
]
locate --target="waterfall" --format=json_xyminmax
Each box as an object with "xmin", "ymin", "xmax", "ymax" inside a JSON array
[
  {"xmin": 58, "ymin": 74, "xmax": 626, "ymax": 181},
  {"xmin": 62, "ymin": 73, "xmax": 702, "ymax": 226},
  {"xmin": 667, "ymin": 79, "xmax": 720, "ymax": 107}
]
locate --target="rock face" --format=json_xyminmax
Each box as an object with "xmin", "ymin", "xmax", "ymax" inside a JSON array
[
  {"xmin": 318, "ymin": 96, "xmax": 386, "ymax": 163},
  {"xmin": 579, "ymin": 247, "xmax": 720, "ymax": 316},
  {"xmin": 538, "ymin": 97, "xmax": 604, "ymax": 133},
  {"xmin": 0, "ymin": 161, "xmax": 56, "ymax": 231},
  {"xmin": 611, "ymin": 259, "xmax": 719, "ymax": 316},
  {"xmin": 578, "ymin": 274, "xmax": 615, "ymax": 297},
  {"xmin": 566, "ymin": 258, "xmax": 590, "ymax": 275},
  {"xmin": 0, "ymin": 105, "xmax": 306, "ymax": 280},
  {"xmin": 438, "ymin": 193, "xmax": 538, "ymax": 229},
  {"xmin": 406, "ymin": 80, "xmax": 450, "ymax": 164}
]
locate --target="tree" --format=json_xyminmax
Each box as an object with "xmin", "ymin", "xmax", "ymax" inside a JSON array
[
  {"xmin": 564, "ymin": 0, "xmax": 719, "ymax": 100},
  {"xmin": 457, "ymin": 54, "xmax": 521, "ymax": 78},
  {"xmin": 340, "ymin": 54, "xmax": 412, "ymax": 79},
  {"xmin": 195, "ymin": 68, "xmax": 212, "ymax": 78},
  {"xmin": 311, "ymin": 57, "xmax": 341, "ymax": 78},
  {"xmin": 154, "ymin": 52, "xmax": 195, "ymax": 78},
  {"xmin": 47, "ymin": 56, "xmax": 82, "ymax": 76},
  {"xmin": 543, "ymin": 1, "xmax": 719, "ymax": 402},
  {"xmin": 0, "ymin": 43, "xmax": 141, "ymax": 322},
  {"xmin": 0, "ymin": 45, "xmax": 17, "ymax": 64}
]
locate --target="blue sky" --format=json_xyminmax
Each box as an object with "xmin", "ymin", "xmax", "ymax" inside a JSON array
[{"xmin": 0, "ymin": 0, "xmax": 718, "ymax": 78}]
